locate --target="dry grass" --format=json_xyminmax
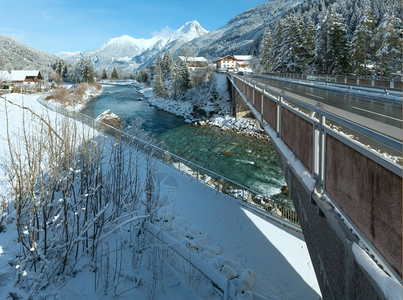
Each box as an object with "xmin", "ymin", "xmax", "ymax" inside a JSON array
[{"xmin": 44, "ymin": 82, "xmax": 102, "ymax": 108}]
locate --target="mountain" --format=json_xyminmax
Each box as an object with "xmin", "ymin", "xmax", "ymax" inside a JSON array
[
  {"xmin": 182, "ymin": 0, "xmax": 304, "ymax": 59},
  {"xmin": 62, "ymin": 20, "xmax": 208, "ymax": 72},
  {"xmin": 0, "ymin": 35, "xmax": 58, "ymax": 70}
]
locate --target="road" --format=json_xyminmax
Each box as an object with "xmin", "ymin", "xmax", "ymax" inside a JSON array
[{"xmin": 246, "ymin": 75, "xmax": 402, "ymax": 129}]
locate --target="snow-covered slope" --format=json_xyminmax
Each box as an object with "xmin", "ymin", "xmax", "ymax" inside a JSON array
[
  {"xmin": 0, "ymin": 35, "xmax": 58, "ymax": 69},
  {"xmin": 184, "ymin": 0, "xmax": 304, "ymax": 59},
  {"xmin": 62, "ymin": 20, "xmax": 208, "ymax": 72}
]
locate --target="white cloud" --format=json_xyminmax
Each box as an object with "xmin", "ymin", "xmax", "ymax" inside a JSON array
[{"xmin": 152, "ymin": 26, "xmax": 174, "ymax": 39}]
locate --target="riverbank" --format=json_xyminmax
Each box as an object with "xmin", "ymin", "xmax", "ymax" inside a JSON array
[
  {"xmin": 140, "ymin": 73, "xmax": 267, "ymax": 138},
  {"xmin": 44, "ymin": 82, "xmax": 103, "ymax": 112}
]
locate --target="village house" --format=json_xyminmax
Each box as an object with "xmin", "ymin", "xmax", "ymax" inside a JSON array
[
  {"xmin": 178, "ymin": 56, "xmax": 209, "ymax": 70},
  {"xmin": 0, "ymin": 70, "xmax": 43, "ymax": 83},
  {"xmin": 216, "ymin": 55, "xmax": 253, "ymax": 73}
]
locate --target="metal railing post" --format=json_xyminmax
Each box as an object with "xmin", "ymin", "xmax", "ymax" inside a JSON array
[
  {"xmin": 277, "ymin": 96, "xmax": 282, "ymax": 138},
  {"xmin": 317, "ymin": 108, "xmax": 325, "ymax": 193}
]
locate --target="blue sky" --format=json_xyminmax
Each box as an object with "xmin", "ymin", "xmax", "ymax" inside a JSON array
[{"xmin": 1, "ymin": 0, "xmax": 269, "ymax": 54}]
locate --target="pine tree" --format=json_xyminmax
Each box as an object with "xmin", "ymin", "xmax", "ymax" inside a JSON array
[
  {"xmin": 162, "ymin": 51, "xmax": 173, "ymax": 79},
  {"xmin": 178, "ymin": 61, "xmax": 192, "ymax": 92},
  {"xmin": 111, "ymin": 68, "xmax": 119, "ymax": 80},
  {"xmin": 314, "ymin": 9, "xmax": 350, "ymax": 75},
  {"xmin": 297, "ymin": 17, "xmax": 315, "ymax": 73},
  {"xmin": 102, "ymin": 69, "xmax": 108, "ymax": 80},
  {"xmin": 373, "ymin": 12, "xmax": 402, "ymax": 76},
  {"xmin": 328, "ymin": 11, "xmax": 350, "ymax": 74},
  {"xmin": 153, "ymin": 64, "xmax": 165, "ymax": 97},
  {"xmin": 350, "ymin": 9, "xmax": 376, "ymax": 76},
  {"xmin": 260, "ymin": 27, "xmax": 273, "ymax": 72},
  {"xmin": 170, "ymin": 62, "xmax": 180, "ymax": 99},
  {"xmin": 270, "ymin": 18, "xmax": 287, "ymax": 72}
]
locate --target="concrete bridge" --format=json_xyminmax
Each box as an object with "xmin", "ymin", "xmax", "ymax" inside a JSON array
[{"xmin": 227, "ymin": 73, "xmax": 402, "ymax": 300}]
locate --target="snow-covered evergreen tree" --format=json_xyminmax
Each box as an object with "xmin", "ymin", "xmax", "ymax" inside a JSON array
[
  {"xmin": 350, "ymin": 9, "xmax": 376, "ymax": 75},
  {"xmin": 260, "ymin": 27, "xmax": 273, "ymax": 72},
  {"xmin": 111, "ymin": 67, "xmax": 119, "ymax": 80},
  {"xmin": 178, "ymin": 61, "xmax": 192, "ymax": 93},
  {"xmin": 153, "ymin": 64, "xmax": 166, "ymax": 97},
  {"xmin": 102, "ymin": 69, "xmax": 108, "ymax": 80},
  {"xmin": 314, "ymin": 9, "xmax": 350, "ymax": 75},
  {"xmin": 270, "ymin": 18, "xmax": 287, "ymax": 72},
  {"xmin": 373, "ymin": 12, "xmax": 402, "ymax": 76},
  {"xmin": 74, "ymin": 57, "xmax": 95, "ymax": 83},
  {"xmin": 162, "ymin": 51, "xmax": 173, "ymax": 79}
]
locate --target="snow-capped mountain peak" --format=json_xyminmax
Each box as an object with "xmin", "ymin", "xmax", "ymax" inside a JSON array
[
  {"xmin": 175, "ymin": 20, "xmax": 208, "ymax": 40},
  {"xmin": 60, "ymin": 20, "xmax": 208, "ymax": 71}
]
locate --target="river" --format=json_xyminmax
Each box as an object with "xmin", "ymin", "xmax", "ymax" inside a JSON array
[{"xmin": 81, "ymin": 84, "xmax": 288, "ymax": 198}]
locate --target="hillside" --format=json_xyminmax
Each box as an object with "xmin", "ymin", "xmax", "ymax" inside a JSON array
[
  {"xmin": 0, "ymin": 35, "xmax": 57, "ymax": 69},
  {"xmin": 184, "ymin": 0, "xmax": 304, "ymax": 58}
]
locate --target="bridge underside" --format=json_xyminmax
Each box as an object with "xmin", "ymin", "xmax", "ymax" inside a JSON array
[
  {"xmin": 227, "ymin": 75, "xmax": 401, "ymax": 300},
  {"xmin": 278, "ymin": 153, "xmax": 384, "ymax": 300}
]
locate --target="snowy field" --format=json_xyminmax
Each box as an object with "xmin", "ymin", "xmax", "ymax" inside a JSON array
[{"xmin": 0, "ymin": 93, "xmax": 321, "ymax": 299}]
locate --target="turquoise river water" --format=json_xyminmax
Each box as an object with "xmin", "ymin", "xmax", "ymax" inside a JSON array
[{"xmin": 81, "ymin": 84, "xmax": 287, "ymax": 196}]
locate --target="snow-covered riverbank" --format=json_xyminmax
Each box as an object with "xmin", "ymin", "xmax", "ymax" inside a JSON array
[
  {"xmin": 44, "ymin": 82, "xmax": 103, "ymax": 112},
  {"xmin": 141, "ymin": 73, "xmax": 266, "ymax": 137},
  {"xmin": 0, "ymin": 92, "xmax": 322, "ymax": 299}
]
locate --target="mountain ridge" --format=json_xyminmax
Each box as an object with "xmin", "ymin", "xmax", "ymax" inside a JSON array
[{"xmin": 60, "ymin": 20, "xmax": 208, "ymax": 71}]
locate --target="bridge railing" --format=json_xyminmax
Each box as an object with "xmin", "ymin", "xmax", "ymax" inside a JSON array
[
  {"xmin": 37, "ymin": 97, "xmax": 300, "ymax": 230},
  {"xmin": 263, "ymin": 72, "xmax": 403, "ymax": 89},
  {"xmin": 228, "ymin": 74, "xmax": 402, "ymax": 280}
]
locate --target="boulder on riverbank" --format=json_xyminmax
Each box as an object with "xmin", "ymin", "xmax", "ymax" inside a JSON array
[{"xmin": 96, "ymin": 109, "xmax": 123, "ymax": 128}]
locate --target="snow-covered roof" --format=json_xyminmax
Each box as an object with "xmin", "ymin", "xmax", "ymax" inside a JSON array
[
  {"xmin": 178, "ymin": 56, "xmax": 209, "ymax": 62},
  {"xmin": 233, "ymin": 55, "xmax": 253, "ymax": 61},
  {"xmin": 217, "ymin": 55, "xmax": 236, "ymax": 61},
  {"xmin": 0, "ymin": 70, "xmax": 41, "ymax": 82}
]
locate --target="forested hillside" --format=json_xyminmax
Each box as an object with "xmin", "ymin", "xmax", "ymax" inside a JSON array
[
  {"xmin": 259, "ymin": 0, "xmax": 402, "ymax": 76},
  {"xmin": 0, "ymin": 35, "xmax": 57, "ymax": 70}
]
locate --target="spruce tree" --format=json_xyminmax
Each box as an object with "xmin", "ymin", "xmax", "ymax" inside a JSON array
[
  {"xmin": 111, "ymin": 68, "xmax": 119, "ymax": 80},
  {"xmin": 162, "ymin": 51, "xmax": 173, "ymax": 79},
  {"xmin": 153, "ymin": 64, "xmax": 165, "ymax": 97},
  {"xmin": 178, "ymin": 61, "xmax": 192, "ymax": 92},
  {"xmin": 102, "ymin": 69, "xmax": 108, "ymax": 80},
  {"xmin": 350, "ymin": 9, "xmax": 376, "ymax": 76},
  {"xmin": 270, "ymin": 18, "xmax": 287, "ymax": 72},
  {"xmin": 328, "ymin": 11, "xmax": 350, "ymax": 75},
  {"xmin": 314, "ymin": 9, "xmax": 350, "ymax": 75},
  {"xmin": 373, "ymin": 12, "xmax": 402, "ymax": 76},
  {"xmin": 260, "ymin": 27, "xmax": 273, "ymax": 72}
]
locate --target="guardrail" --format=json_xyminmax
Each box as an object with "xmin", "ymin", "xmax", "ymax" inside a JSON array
[
  {"xmin": 37, "ymin": 97, "xmax": 300, "ymax": 230},
  {"xmin": 228, "ymin": 73, "xmax": 402, "ymax": 281},
  {"xmin": 263, "ymin": 72, "xmax": 403, "ymax": 89}
]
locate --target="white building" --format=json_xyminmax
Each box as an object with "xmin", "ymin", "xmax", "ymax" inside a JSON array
[{"xmin": 216, "ymin": 55, "xmax": 253, "ymax": 73}]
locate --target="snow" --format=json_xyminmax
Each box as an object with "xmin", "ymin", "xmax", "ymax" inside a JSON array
[
  {"xmin": 0, "ymin": 92, "xmax": 321, "ymax": 299},
  {"xmin": 352, "ymin": 243, "xmax": 402, "ymax": 300},
  {"xmin": 210, "ymin": 115, "xmax": 265, "ymax": 136},
  {"xmin": 143, "ymin": 73, "xmax": 265, "ymax": 136}
]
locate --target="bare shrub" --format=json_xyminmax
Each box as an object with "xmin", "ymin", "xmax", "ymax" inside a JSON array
[{"xmin": 4, "ymin": 100, "xmax": 160, "ymax": 297}]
